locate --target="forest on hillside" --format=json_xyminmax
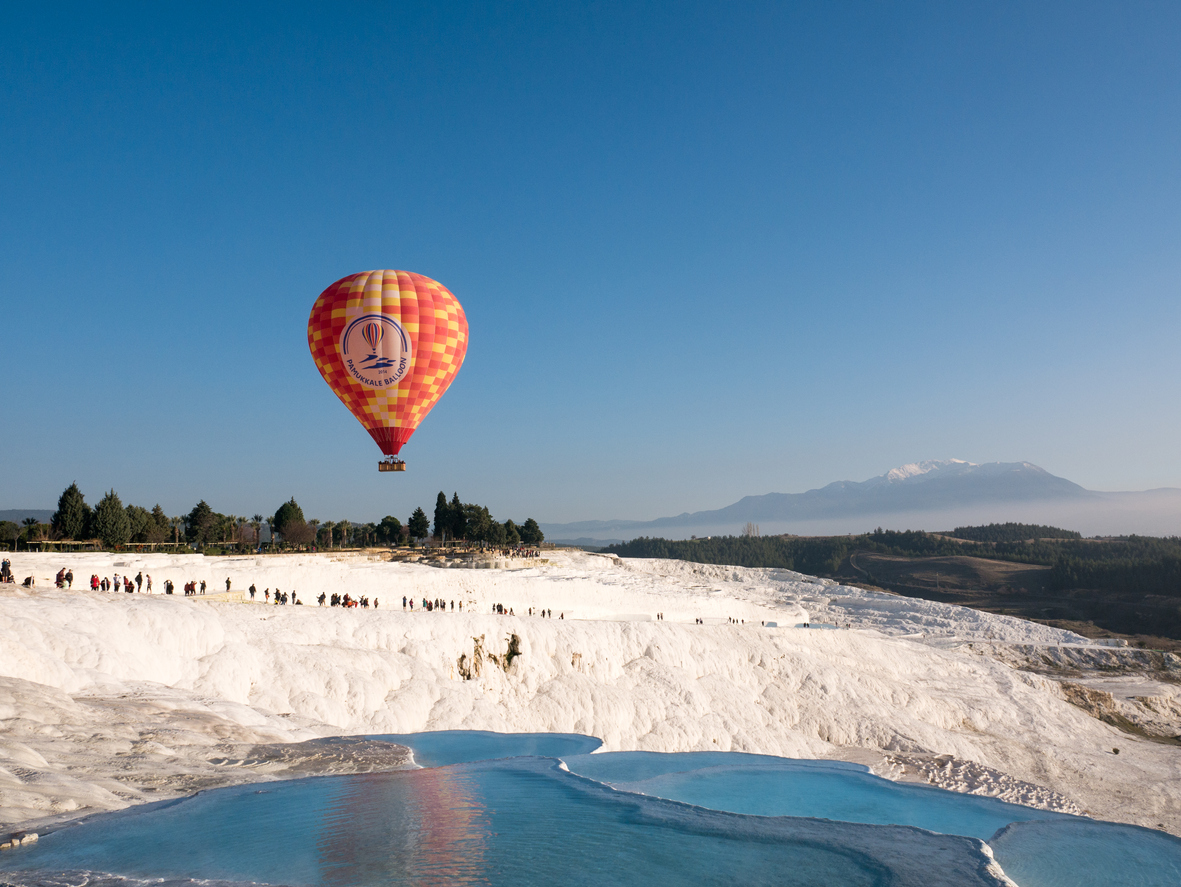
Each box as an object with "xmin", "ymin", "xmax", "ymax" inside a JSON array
[{"xmin": 605, "ymin": 526, "xmax": 1181, "ymax": 598}]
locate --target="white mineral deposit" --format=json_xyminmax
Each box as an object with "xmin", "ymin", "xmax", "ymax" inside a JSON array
[{"xmin": 1, "ymin": 549, "xmax": 1178, "ymax": 838}]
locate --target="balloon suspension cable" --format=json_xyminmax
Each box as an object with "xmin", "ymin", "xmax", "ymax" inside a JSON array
[{"xmin": 378, "ymin": 457, "xmax": 407, "ymax": 473}]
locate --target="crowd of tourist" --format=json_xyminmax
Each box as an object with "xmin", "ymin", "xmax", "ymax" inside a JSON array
[
  {"xmin": 3, "ymin": 560, "xmax": 773, "ymax": 630},
  {"xmin": 85, "ymin": 571, "xmax": 153, "ymax": 593},
  {"xmin": 404, "ymin": 596, "xmax": 456, "ymax": 611},
  {"xmin": 495, "ymin": 548, "xmax": 543, "ymax": 559},
  {"xmin": 322, "ymin": 592, "xmax": 371, "ymax": 608}
]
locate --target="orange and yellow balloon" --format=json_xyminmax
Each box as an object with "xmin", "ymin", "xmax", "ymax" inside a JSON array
[{"xmin": 308, "ymin": 270, "xmax": 468, "ymax": 456}]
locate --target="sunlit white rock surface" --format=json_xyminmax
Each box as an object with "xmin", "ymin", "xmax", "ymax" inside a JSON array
[{"xmin": 1, "ymin": 549, "xmax": 1177, "ymax": 836}]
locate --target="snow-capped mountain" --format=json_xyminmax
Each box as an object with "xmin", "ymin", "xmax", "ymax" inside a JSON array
[
  {"xmin": 876, "ymin": 459, "xmax": 971, "ymax": 485},
  {"xmin": 813, "ymin": 460, "xmax": 1085, "ymax": 502},
  {"xmin": 542, "ymin": 460, "xmax": 1147, "ymax": 540}
]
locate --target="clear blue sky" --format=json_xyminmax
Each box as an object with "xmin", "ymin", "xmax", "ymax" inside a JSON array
[{"xmin": 3, "ymin": 1, "xmax": 1180, "ymax": 524}]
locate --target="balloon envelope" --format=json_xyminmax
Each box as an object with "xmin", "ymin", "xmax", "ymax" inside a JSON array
[{"xmin": 308, "ymin": 270, "xmax": 468, "ymax": 456}]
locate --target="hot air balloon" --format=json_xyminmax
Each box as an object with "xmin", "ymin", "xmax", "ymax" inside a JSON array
[{"xmin": 308, "ymin": 270, "xmax": 468, "ymax": 472}]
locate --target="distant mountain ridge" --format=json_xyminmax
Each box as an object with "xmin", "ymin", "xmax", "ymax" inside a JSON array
[
  {"xmin": 0, "ymin": 509, "xmax": 54, "ymax": 524},
  {"xmin": 542, "ymin": 460, "xmax": 1179, "ymax": 541}
]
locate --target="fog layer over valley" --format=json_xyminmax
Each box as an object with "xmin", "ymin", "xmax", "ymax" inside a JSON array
[{"xmin": 1, "ymin": 550, "xmax": 1179, "ymax": 838}]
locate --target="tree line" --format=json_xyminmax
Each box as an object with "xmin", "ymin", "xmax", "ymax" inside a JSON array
[
  {"xmin": 605, "ymin": 527, "xmax": 1181, "ymax": 597},
  {"xmin": 948, "ymin": 522, "xmax": 1081, "ymax": 542},
  {"xmin": 2, "ymin": 482, "xmax": 543, "ymax": 552},
  {"xmin": 264, "ymin": 491, "xmax": 543, "ymax": 549},
  {"xmin": 430, "ymin": 491, "xmax": 543, "ymax": 545},
  {"xmin": 605, "ymin": 535, "xmax": 854, "ymax": 575},
  {"xmin": 0, "ymin": 483, "xmax": 180, "ymax": 551}
]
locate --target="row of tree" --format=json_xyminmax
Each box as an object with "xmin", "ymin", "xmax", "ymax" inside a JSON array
[
  {"xmin": 431, "ymin": 492, "xmax": 543, "ymax": 545},
  {"xmin": 4, "ymin": 483, "xmax": 544, "ymax": 552},
  {"xmin": 0, "ymin": 483, "xmax": 183, "ymax": 551},
  {"xmin": 237, "ymin": 492, "xmax": 544, "ymax": 550},
  {"xmin": 266, "ymin": 498, "xmax": 411, "ymax": 549}
]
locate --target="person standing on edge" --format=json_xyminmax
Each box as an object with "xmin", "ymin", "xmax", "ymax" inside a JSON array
[
  {"xmin": 225, "ymin": 577, "xmax": 231, "ymax": 592},
  {"xmin": 135, "ymin": 572, "xmax": 143, "ymax": 592}
]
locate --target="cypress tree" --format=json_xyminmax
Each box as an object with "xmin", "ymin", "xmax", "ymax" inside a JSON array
[
  {"xmin": 449, "ymin": 492, "xmax": 466, "ymax": 540},
  {"xmin": 433, "ymin": 492, "xmax": 449, "ymax": 539},
  {"xmin": 52, "ymin": 482, "xmax": 87, "ymax": 540},
  {"xmin": 93, "ymin": 490, "xmax": 131, "ymax": 549}
]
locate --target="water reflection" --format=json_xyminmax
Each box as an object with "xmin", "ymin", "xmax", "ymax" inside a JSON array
[{"xmin": 316, "ymin": 766, "xmax": 489, "ymax": 886}]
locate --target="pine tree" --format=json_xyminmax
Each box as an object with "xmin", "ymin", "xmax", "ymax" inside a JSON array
[
  {"xmin": 488, "ymin": 520, "xmax": 507, "ymax": 546},
  {"xmin": 94, "ymin": 490, "xmax": 131, "ymax": 549},
  {"xmin": 126, "ymin": 505, "xmax": 152, "ymax": 542},
  {"xmin": 378, "ymin": 515, "xmax": 403, "ymax": 545},
  {"xmin": 409, "ymin": 507, "xmax": 430, "ymax": 542},
  {"xmin": 186, "ymin": 500, "xmax": 216, "ymax": 544},
  {"xmin": 273, "ymin": 498, "xmax": 305, "ymax": 538},
  {"xmin": 504, "ymin": 519, "xmax": 521, "ymax": 545},
  {"xmin": 520, "ymin": 518, "xmax": 544, "ymax": 545},
  {"xmin": 464, "ymin": 504, "xmax": 491, "ymax": 542},
  {"xmin": 0, "ymin": 521, "xmax": 19, "ymax": 549},
  {"xmin": 149, "ymin": 505, "xmax": 171, "ymax": 543},
  {"xmin": 52, "ymin": 482, "xmax": 87, "ymax": 540}
]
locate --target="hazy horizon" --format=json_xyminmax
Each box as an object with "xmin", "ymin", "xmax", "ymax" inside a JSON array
[{"xmin": 7, "ymin": 459, "xmax": 1181, "ymax": 536}]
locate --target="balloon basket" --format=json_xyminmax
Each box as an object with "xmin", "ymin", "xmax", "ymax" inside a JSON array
[{"xmin": 378, "ymin": 458, "xmax": 406, "ymax": 473}]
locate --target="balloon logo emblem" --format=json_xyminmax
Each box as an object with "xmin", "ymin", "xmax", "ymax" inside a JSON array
[
  {"xmin": 361, "ymin": 321, "xmax": 383, "ymax": 352},
  {"xmin": 307, "ymin": 270, "xmax": 468, "ymax": 469},
  {"xmin": 340, "ymin": 314, "xmax": 410, "ymax": 388}
]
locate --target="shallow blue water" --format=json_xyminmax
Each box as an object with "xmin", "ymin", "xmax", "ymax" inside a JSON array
[
  {"xmin": 992, "ymin": 818, "xmax": 1181, "ymax": 887},
  {"xmin": 376, "ymin": 729, "xmax": 601, "ymax": 767},
  {"xmin": 2, "ymin": 731, "xmax": 1180, "ymax": 887},
  {"xmin": 563, "ymin": 751, "xmax": 1067, "ymax": 840},
  {"xmin": 0, "ymin": 762, "xmax": 891, "ymax": 886}
]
